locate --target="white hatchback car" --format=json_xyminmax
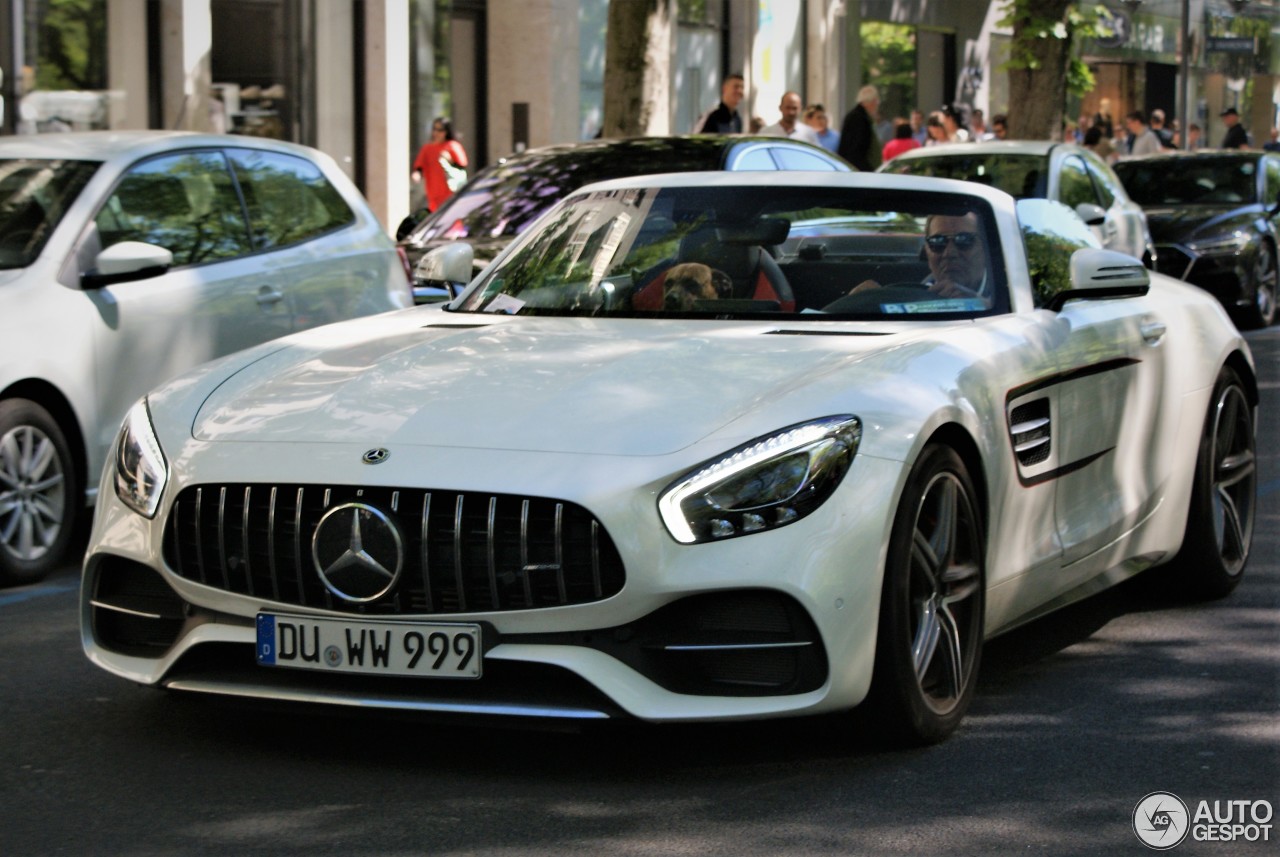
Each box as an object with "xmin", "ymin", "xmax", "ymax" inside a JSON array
[
  {"xmin": 0, "ymin": 131, "xmax": 412, "ymax": 584},
  {"xmin": 882, "ymin": 141, "xmax": 1156, "ymax": 265}
]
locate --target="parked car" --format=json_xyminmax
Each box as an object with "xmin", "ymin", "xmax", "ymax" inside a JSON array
[
  {"xmin": 82, "ymin": 172, "xmax": 1255, "ymax": 746},
  {"xmin": 880, "ymin": 140, "xmax": 1155, "ymax": 265},
  {"xmin": 0, "ymin": 131, "xmax": 413, "ymax": 584},
  {"xmin": 1113, "ymin": 150, "xmax": 1280, "ymax": 329},
  {"xmin": 398, "ymin": 135, "xmax": 852, "ymax": 301}
]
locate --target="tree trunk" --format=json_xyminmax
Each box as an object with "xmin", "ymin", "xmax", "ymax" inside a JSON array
[
  {"xmin": 601, "ymin": 0, "xmax": 674, "ymax": 138},
  {"xmin": 1006, "ymin": 0, "xmax": 1074, "ymax": 141}
]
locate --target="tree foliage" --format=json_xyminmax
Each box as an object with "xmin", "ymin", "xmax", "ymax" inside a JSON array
[{"xmin": 998, "ymin": 0, "xmax": 1098, "ymax": 140}]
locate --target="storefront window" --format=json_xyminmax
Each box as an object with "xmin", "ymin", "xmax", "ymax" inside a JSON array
[
  {"xmin": 12, "ymin": 0, "xmax": 112, "ymax": 134},
  {"xmin": 211, "ymin": 0, "xmax": 300, "ymax": 140}
]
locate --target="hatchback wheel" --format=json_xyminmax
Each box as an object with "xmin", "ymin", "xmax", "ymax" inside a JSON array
[{"xmin": 0, "ymin": 399, "xmax": 79, "ymax": 585}]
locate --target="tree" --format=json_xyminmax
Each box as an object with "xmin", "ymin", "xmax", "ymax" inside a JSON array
[
  {"xmin": 600, "ymin": 0, "xmax": 675, "ymax": 138},
  {"xmin": 999, "ymin": 0, "xmax": 1097, "ymax": 141}
]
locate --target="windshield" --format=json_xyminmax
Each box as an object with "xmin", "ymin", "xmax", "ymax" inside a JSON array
[
  {"xmin": 0, "ymin": 158, "xmax": 100, "ymax": 269},
  {"xmin": 1113, "ymin": 157, "xmax": 1258, "ymax": 206},
  {"xmin": 884, "ymin": 154, "xmax": 1048, "ymax": 199},
  {"xmin": 410, "ymin": 142, "xmax": 723, "ymax": 243},
  {"xmin": 452, "ymin": 184, "xmax": 1006, "ymax": 320}
]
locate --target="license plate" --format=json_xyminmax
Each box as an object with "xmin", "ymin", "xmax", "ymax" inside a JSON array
[{"xmin": 256, "ymin": 613, "xmax": 481, "ymax": 678}]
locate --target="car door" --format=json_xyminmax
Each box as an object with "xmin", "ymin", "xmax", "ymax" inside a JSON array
[
  {"xmin": 224, "ymin": 147, "xmax": 399, "ymax": 329},
  {"xmin": 1010, "ymin": 201, "xmax": 1173, "ymax": 578},
  {"xmin": 78, "ymin": 148, "xmax": 297, "ymax": 465}
]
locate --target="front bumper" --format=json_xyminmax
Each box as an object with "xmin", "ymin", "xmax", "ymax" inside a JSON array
[{"xmin": 82, "ymin": 441, "xmax": 901, "ymax": 723}]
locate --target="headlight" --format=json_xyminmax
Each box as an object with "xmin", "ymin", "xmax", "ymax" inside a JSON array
[
  {"xmin": 659, "ymin": 416, "xmax": 861, "ymax": 544},
  {"xmin": 114, "ymin": 399, "xmax": 168, "ymax": 518},
  {"xmin": 1187, "ymin": 232, "xmax": 1250, "ymax": 256}
]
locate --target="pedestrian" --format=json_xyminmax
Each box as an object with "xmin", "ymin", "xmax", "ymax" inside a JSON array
[
  {"xmin": 803, "ymin": 103, "xmax": 841, "ymax": 152},
  {"xmin": 1187, "ymin": 123, "xmax": 1202, "ymax": 150},
  {"xmin": 1264, "ymin": 128, "xmax": 1280, "ymax": 153},
  {"xmin": 971, "ymin": 109, "xmax": 993, "ymax": 141},
  {"xmin": 694, "ymin": 74, "xmax": 745, "ymax": 134},
  {"xmin": 411, "ymin": 117, "xmax": 469, "ymax": 213},
  {"xmin": 837, "ymin": 85, "xmax": 881, "ymax": 170},
  {"xmin": 760, "ymin": 91, "xmax": 820, "ymax": 145},
  {"xmin": 1220, "ymin": 108, "xmax": 1250, "ymax": 150},
  {"xmin": 990, "ymin": 113, "xmax": 1009, "ymax": 140},
  {"xmin": 909, "ymin": 109, "xmax": 928, "ymax": 145},
  {"xmin": 924, "ymin": 111, "xmax": 949, "ymax": 146},
  {"xmin": 1091, "ymin": 98, "xmax": 1115, "ymax": 139},
  {"xmin": 1122, "ymin": 111, "xmax": 1162, "ymax": 157},
  {"xmin": 1083, "ymin": 125, "xmax": 1117, "ymax": 164},
  {"xmin": 881, "ymin": 121, "xmax": 921, "ymax": 162},
  {"xmin": 941, "ymin": 105, "xmax": 970, "ymax": 143},
  {"xmin": 1149, "ymin": 109, "xmax": 1174, "ymax": 148}
]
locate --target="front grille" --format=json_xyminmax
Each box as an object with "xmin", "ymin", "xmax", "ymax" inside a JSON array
[{"xmin": 162, "ymin": 484, "xmax": 625, "ymax": 615}]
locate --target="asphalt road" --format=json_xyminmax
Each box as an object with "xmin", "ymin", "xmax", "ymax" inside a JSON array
[{"xmin": 2, "ymin": 328, "xmax": 1277, "ymax": 857}]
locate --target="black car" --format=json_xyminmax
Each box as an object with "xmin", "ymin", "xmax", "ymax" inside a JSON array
[
  {"xmin": 1114, "ymin": 150, "xmax": 1280, "ymax": 328},
  {"xmin": 398, "ymin": 135, "xmax": 851, "ymax": 301}
]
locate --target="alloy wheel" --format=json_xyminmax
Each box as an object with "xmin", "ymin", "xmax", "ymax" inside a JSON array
[
  {"xmin": 1254, "ymin": 245, "xmax": 1277, "ymax": 327},
  {"xmin": 1208, "ymin": 382, "xmax": 1255, "ymax": 577},
  {"xmin": 0, "ymin": 423, "xmax": 67, "ymax": 562},
  {"xmin": 908, "ymin": 471, "xmax": 982, "ymax": 715}
]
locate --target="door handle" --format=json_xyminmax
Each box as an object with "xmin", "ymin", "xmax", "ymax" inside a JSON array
[
  {"xmin": 1140, "ymin": 321, "xmax": 1166, "ymax": 345},
  {"xmin": 256, "ymin": 287, "xmax": 285, "ymax": 308}
]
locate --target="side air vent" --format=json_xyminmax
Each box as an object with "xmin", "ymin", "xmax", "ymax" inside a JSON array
[{"xmin": 1009, "ymin": 399, "xmax": 1051, "ymax": 466}]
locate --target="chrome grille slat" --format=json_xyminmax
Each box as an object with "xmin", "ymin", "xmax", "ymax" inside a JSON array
[
  {"xmin": 420, "ymin": 493, "xmax": 434, "ymax": 611},
  {"xmin": 554, "ymin": 503, "xmax": 566, "ymax": 603},
  {"xmin": 241, "ymin": 486, "xmax": 254, "ymax": 596},
  {"xmin": 267, "ymin": 487, "xmax": 280, "ymax": 601},
  {"xmin": 217, "ymin": 487, "xmax": 228, "ymax": 588},
  {"xmin": 453, "ymin": 494, "xmax": 467, "ymax": 612},
  {"xmin": 486, "ymin": 496, "xmax": 500, "ymax": 610},
  {"xmin": 163, "ymin": 483, "xmax": 626, "ymax": 616},
  {"xmin": 194, "ymin": 488, "xmax": 206, "ymax": 584}
]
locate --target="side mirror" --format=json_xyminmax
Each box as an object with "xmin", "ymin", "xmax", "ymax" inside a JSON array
[
  {"xmin": 1043, "ymin": 248, "xmax": 1150, "ymax": 311},
  {"xmin": 412, "ymin": 242, "xmax": 474, "ymax": 303},
  {"xmin": 82, "ymin": 241, "xmax": 174, "ymax": 289},
  {"xmin": 1074, "ymin": 202, "xmax": 1107, "ymax": 227}
]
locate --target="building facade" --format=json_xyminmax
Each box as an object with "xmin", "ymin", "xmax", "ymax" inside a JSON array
[{"xmin": 3, "ymin": 0, "xmax": 1277, "ymax": 231}]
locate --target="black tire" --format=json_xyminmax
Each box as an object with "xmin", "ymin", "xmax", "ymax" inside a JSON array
[
  {"xmin": 1165, "ymin": 366, "xmax": 1256, "ymax": 599},
  {"xmin": 1238, "ymin": 242, "xmax": 1276, "ymax": 330},
  {"xmin": 866, "ymin": 444, "xmax": 985, "ymax": 745},
  {"xmin": 0, "ymin": 399, "xmax": 80, "ymax": 586}
]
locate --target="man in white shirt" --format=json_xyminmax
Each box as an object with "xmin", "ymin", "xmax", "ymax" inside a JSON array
[{"xmin": 760, "ymin": 91, "xmax": 820, "ymax": 145}]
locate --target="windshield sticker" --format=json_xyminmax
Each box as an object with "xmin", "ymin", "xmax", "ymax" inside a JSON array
[
  {"xmin": 485, "ymin": 294, "xmax": 526, "ymax": 314},
  {"xmin": 880, "ymin": 299, "xmax": 989, "ymax": 314}
]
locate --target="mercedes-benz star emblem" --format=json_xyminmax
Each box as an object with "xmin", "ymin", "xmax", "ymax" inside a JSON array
[
  {"xmin": 311, "ymin": 503, "xmax": 404, "ymax": 603},
  {"xmin": 362, "ymin": 447, "xmax": 391, "ymax": 464}
]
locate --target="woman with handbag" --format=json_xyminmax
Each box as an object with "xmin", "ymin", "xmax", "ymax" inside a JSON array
[{"xmin": 411, "ymin": 117, "xmax": 470, "ymax": 213}]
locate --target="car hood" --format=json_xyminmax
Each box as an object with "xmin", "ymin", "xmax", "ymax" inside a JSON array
[
  {"xmin": 1144, "ymin": 204, "xmax": 1257, "ymax": 244},
  {"xmin": 192, "ymin": 315, "xmax": 903, "ymax": 456}
]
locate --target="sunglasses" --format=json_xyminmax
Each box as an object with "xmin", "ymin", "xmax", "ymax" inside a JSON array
[{"xmin": 925, "ymin": 231, "xmax": 979, "ymax": 252}]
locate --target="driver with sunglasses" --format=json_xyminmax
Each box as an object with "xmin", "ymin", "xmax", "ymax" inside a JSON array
[{"xmin": 844, "ymin": 212, "xmax": 990, "ymax": 303}]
